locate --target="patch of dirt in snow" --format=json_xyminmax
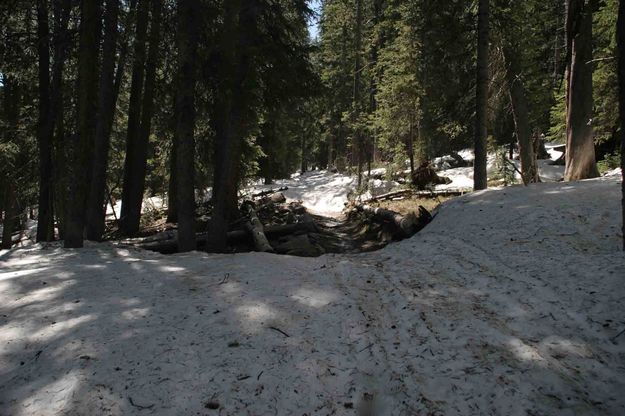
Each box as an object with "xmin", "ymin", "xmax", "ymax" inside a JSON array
[{"xmin": 1, "ymin": 176, "xmax": 624, "ymax": 415}]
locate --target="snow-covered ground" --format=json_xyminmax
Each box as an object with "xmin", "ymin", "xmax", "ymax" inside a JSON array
[
  {"xmin": 249, "ymin": 170, "xmax": 356, "ymax": 215},
  {"xmin": 1, "ymin": 174, "xmax": 624, "ymax": 415},
  {"xmin": 435, "ymin": 150, "xmax": 566, "ymax": 191},
  {"xmin": 106, "ymin": 196, "xmax": 166, "ymax": 221}
]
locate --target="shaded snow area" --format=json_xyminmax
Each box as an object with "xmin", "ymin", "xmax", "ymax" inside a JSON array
[
  {"xmin": 249, "ymin": 170, "xmax": 356, "ymax": 215},
  {"xmin": 2, "ymin": 176, "xmax": 625, "ymax": 415}
]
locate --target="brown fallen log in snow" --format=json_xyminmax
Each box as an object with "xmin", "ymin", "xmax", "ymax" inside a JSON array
[
  {"xmin": 243, "ymin": 202, "xmax": 274, "ymax": 253},
  {"xmin": 130, "ymin": 221, "xmax": 317, "ymax": 254},
  {"xmin": 355, "ymin": 205, "xmax": 417, "ymax": 237},
  {"xmin": 354, "ymin": 204, "xmax": 433, "ymax": 238},
  {"xmin": 363, "ymin": 189, "xmax": 413, "ymax": 203},
  {"xmin": 252, "ymin": 186, "xmax": 288, "ymax": 198},
  {"xmin": 363, "ymin": 188, "xmax": 467, "ymax": 203},
  {"xmin": 412, "ymin": 163, "xmax": 452, "ymax": 190},
  {"xmin": 412, "ymin": 189, "xmax": 467, "ymax": 198}
]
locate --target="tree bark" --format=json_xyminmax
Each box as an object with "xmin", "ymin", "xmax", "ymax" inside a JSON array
[
  {"xmin": 120, "ymin": 0, "xmax": 150, "ymax": 236},
  {"xmin": 174, "ymin": 0, "xmax": 200, "ymax": 252},
  {"xmin": 86, "ymin": 0, "xmax": 120, "ymax": 241},
  {"xmin": 564, "ymin": 0, "xmax": 599, "ymax": 181},
  {"xmin": 64, "ymin": 0, "xmax": 101, "ymax": 248},
  {"xmin": 1, "ymin": 183, "xmax": 16, "ymax": 249},
  {"xmin": 617, "ymin": 0, "xmax": 625, "ymax": 251},
  {"xmin": 1, "ymin": 76, "xmax": 20, "ymax": 249},
  {"xmin": 473, "ymin": 0, "xmax": 489, "ymax": 190},
  {"xmin": 300, "ymin": 132, "xmax": 307, "ymax": 174},
  {"xmin": 167, "ymin": 136, "xmax": 178, "ymax": 223},
  {"xmin": 354, "ymin": 205, "xmax": 418, "ymax": 237},
  {"xmin": 503, "ymin": 46, "xmax": 540, "ymax": 185},
  {"xmin": 408, "ymin": 114, "xmax": 415, "ymax": 176},
  {"xmin": 133, "ymin": 221, "xmax": 317, "ymax": 254},
  {"xmin": 207, "ymin": 0, "xmax": 255, "ymax": 252},
  {"xmin": 353, "ymin": 0, "xmax": 363, "ymax": 188},
  {"xmin": 50, "ymin": 0, "xmax": 71, "ymax": 240},
  {"xmin": 36, "ymin": 0, "xmax": 55, "ymax": 242},
  {"xmin": 244, "ymin": 203, "xmax": 274, "ymax": 253}
]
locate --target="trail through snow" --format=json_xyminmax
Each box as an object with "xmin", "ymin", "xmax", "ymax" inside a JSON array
[{"xmin": 1, "ymin": 175, "xmax": 624, "ymax": 415}]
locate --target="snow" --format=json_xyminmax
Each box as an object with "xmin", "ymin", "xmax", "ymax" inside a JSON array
[
  {"xmin": 249, "ymin": 170, "xmax": 356, "ymax": 215},
  {"xmin": 435, "ymin": 167, "xmax": 475, "ymax": 190},
  {"xmin": 1, "ymin": 173, "xmax": 624, "ymax": 415},
  {"xmin": 433, "ymin": 149, "xmax": 566, "ymax": 190},
  {"xmin": 545, "ymin": 142, "xmax": 565, "ymax": 161},
  {"xmin": 105, "ymin": 196, "xmax": 166, "ymax": 221}
]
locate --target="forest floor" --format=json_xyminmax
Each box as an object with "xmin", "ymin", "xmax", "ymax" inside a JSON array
[{"xmin": 1, "ymin": 169, "xmax": 624, "ymax": 415}]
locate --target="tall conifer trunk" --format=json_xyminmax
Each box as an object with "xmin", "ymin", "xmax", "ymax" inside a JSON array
[
  {"xmin": 86, "ymin": 0, "xmax": 120, "ymax": 241},
  {"xmin": 64, "ymin": 0, "xmax": 101, "ymax": 248},
  {"xmin": 50, "ymin": 0, "xmax": 71, "ymax": 240},
  {"xmin": 564, "ymin": 0, "xmax": 599, "ymax": 181},
  {"xmin": 474, "ymin": 0, "xmax": 489, "ymax": 190},
  {"xmin": 503, "ymin": 46, "xmax": 539, "ymax": 185},
  {"xmin": 353, "ymin": 0, "xmax": 363, "ymax": 188},
  {"xmin": 36, "ymin": 0, "xmax": 55, "ymax": 242},
  {"xmin": 1, "ymin": 76, "xmax": 19, "ymax": 249},
  {"xmin": 617, "ymin": 0, "xmax": 625, "ymax": 251},
  {"xmin": 174, "ymin": 0, "xmax": 200, "ymax": 252},
  {"xmin": 120, "ymin": 0, "xmax": 150, "ymax": 236},
  {"xmin": 167, "ymin": 137, "xmax": 178, "ymax": 223},
  {"xmin": 207, "ymin": 0, "xmax": 256, "ymax": 252}
]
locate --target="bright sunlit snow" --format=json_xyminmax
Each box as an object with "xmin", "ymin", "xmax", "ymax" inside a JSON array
[{"xmin": 249, "ymin": 170, "xmax": 356, "ymax": 215}]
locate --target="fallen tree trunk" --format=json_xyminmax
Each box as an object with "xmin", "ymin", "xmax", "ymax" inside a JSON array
[
  {"xmin": 252, "ymin": 186, "xmax": 288, "ymax": 198},
  {"xmin": 363, "ymin": 188, "xmax": 467, "ymax": 203},
  {"xmin": 243, "ymin": 203, "xmax": 274, "ymax": 253},
  {"xmin": 364, "ymin": 189, "xmax": 413, "ymax": 202},
  {"xmin": 412, "ymin": 163, "xmax": 452, "ymax": 190},
  {"xmin": 354, "ymin": 204, "xmax": 433, "ymax": 238},
  {"xmin": 129, "ymin": 221, "xmax": 317, "ymax": 254},
  {"xmin": 355, "ymin": 205, "xmax": 416, "ymax": 237}
]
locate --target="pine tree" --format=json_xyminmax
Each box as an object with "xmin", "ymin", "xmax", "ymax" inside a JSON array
[
  {"xmin": 474, "ymin": 0, "xmax": 490, "ymax": 190},
  {"xmin": 617, "ymin": 0, "xmax": 625, "ymax": 250},
  {"xmin": 36, "ymin": 0, "xmax": 55, "ymax": 242},
  {"xmin": 174, "ymin": 0, "xmax": 200, "ymax": 252},
  {"xmin": 120, "ymin": 0, "xmax": 150, "ymax": 236},
  {"xmin": 86, "ymin": 0, "xmax": 120, "ymax": 241},
  {"xmin": 64, "ymin": 0, "xmax": 101, "ymax": 248},
  {"xmin": 564, "ymin": 0, "xmax": 599, "ymax": 181}
]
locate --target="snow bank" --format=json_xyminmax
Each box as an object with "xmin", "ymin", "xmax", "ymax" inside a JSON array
[{"xmin": 1, "ymin": 176, "xmax": 624, "ymax": 415}]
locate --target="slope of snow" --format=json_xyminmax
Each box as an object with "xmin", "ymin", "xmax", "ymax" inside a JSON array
[{"xmin": 1, "ymin": 176, "xmax": 624, "ymax": 415}]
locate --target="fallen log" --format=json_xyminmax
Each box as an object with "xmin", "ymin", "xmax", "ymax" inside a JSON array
[
  {"xmin": 252, "ymin": 186, "xmax": 288, "ymax": 198},
  {"xmin": 412, "ymin": 162, "xmax": 452, "ymax": 190},
  {"xmin": 362, "ymin": 188, "xmax": 467, "ymax": 203},
  {"xmin": 355, "ymin": 205, "xmax": 416, "ymax": 237},
  {"xmin": 363, "ymin": 189, "xmax": 413, "ymax": 203},
  {"xmin": 257, "ymin": 192, "xmax": 286, "ymax": 205},
  {"xmin": 265, "ymin": 221, "xmax": 318, "ymax": 236},
  {"xmin": 129, "ymin": 221, "xmax": 317, "ymax": 254},
  {"xmin": 243, "ymin": 203, "xmax": 274, "ymax": 253}
]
